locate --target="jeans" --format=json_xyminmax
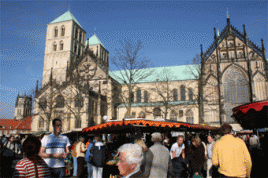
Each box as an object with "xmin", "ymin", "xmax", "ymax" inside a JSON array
[
  {"xmin": 73, "ymin": 157, "xmax": 77, "ymax": 176},
  {"xmin": 51, "ymin": 167, "xmax": 65, "ymax": 178},
  {"xmin": 87, "ymin": 162, "xmax": 93, "ymax": 178},
  {"xmin": 93, "ymin": 166, "xmax": 103, "ymax": 178}
]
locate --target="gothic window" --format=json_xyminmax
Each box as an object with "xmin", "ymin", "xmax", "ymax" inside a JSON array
[
  {"xmin": 180, "ymin": 85, "xmax": 186, "ymax": 101},
  {"xmin": 223, "ymin": 66, "xmax": 250, "ymax": 123},
  {"xmin": 144, "ymin": 91, "xmax": 148, "ymax": 103},
  {"xmin": 179, "ymin": 110, "xmax": 183, "ymax": 117},
  {"xmin": 130, "ymin": 92, "xmax": 134, "ymax": 103},
  {"xmin": 75, "ymin": 94, "xmax": 84, "ymax": 108},
  {"xmin": 188, "ymin": 88, "xmax": 194, "ymax": 101},
  {"xmin": 78, "ymin": 46, "xmax": 81, "ymax": 56},
  {"xmin": 74, "ymin": 43, "xmax": 77, "ymax": 54},
  {"xmin": 170, "ymin": 110, "xmax": 177, "ymax": 121},
  {"xmin": 138, "ymin": 111, "xmax": 146, "ymax": 118},
  {"xmin": 60, "ymin": 41, "xmax": 64, "ymax": 51},
  {"xmin": 131, "ymin": 112, "xmax": 136, "ymax": 118},
  {"xmin": 136, "ymin": 89, "xmax": 141, "ymax": 103},
  {"xmin": 38, "ymin": 118, "xmax": 44, "ymax": 129},
  {"xmin": 75, "ymin": 28, "xmax": 78, "ymax": 39},
  {"xmin": 55, "ymin": 95, "xmax": 64, "ymax": 108},
  {"xmin": 75, "ymin": 118, "xmax": 81, "ymax": 128},
  {"xmin": 186, "ymin": 110, "xmax": 194, "ymax": 123},
  {"xmin": 53, "ymin": 42, "xmax": 57, "ymax": 51},
  {"xmin": 153, "ymin": 107, "xmax": 161, "ymax": 117},
  {"xmin": 173, "ymin": 89, "xmax": 178, "ymax": 101},
  {"xmin": 39, "ymin": 97, "xmax": 47, "ymax": 109},
  {"xmin": 61, "ymin": 26, "xmax": 65, "ymax": 36},
  {"xmin": 79, "ymin": 31, "xmax": 82, "ymax": 42},
  {"xmin": 54, "ymin": 27, "xmax": 58, "ymax": 37}
]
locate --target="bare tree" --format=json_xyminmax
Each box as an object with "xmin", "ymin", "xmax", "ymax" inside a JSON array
[{"xmin": 110, "ymin": 41, "xmax": 154, "ymax": 118}]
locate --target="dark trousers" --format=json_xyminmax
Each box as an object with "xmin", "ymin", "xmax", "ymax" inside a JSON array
[
  {"xmin": 219, "ymin": 173, "xmax": 239, "ymax": 178},
  {"xmin": 1, "ymin": 156, "xmax": 14, "ymax": 177},
  {"xmin": 77, "ymin": 157, "xmax": 85, "ymax": 177}
]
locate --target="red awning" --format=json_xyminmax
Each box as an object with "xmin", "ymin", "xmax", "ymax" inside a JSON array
[
  {"xmin": 232, "ymin": 100, "xmax": 268, "ymax": 114},
  {"xmin": 82, "ymin": 119, "xmax": 218, "ymax": 133}
]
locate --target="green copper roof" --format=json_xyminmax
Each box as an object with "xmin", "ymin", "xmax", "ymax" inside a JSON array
[
  {"xmin": 109, "ymin": 65, "xmax": 199, "ymax": 84},
  {"xmin": 85, "ymin": 35, "xmax": 104, "ymax": 47},
  {"xmin": 50, "ymin": 11, "xmax": 82, "ymax": 28}
]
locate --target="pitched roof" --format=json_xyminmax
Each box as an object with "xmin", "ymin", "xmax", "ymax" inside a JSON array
[
  {"xmin": 0, "ymin": 116, "xmax": 32, "ymax": 130},
  {"xmin": 50, "ymin": 11, "xmax": 82, "ymax": 28},
  {"xmin": 85, "ymin": 34, "xmax": 104, "ymax": 47},
  {"xmin": 109, "ymin": 65, "xmax": 199, "ymax": 84}
]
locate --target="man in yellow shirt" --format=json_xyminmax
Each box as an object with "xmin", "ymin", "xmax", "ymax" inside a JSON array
[{"xmin": 212, "ymin": 123, "xmax": 252, "ymax": 178}]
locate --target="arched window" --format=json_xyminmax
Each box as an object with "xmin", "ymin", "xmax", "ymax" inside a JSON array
[
  {"xmin": 173, "ymin": 89, "xmax": 178, "ymax": 101},
  {"xmin": 38, "ymin": 118, "xmax": 44, "ymax": 129},
  {"xmin": 39, "ymin": 97, "xmax": 47, "ymax": 109},
  {"xmin": 188, "ymin": 88, "xmax": 194, "ymax": 101},
  {"xmin": 153, "ymin": 107, "xmax": 161, "ymax": 117},
  {"xmin": 54, "ymin": 27, "xmax": 58, "ymax": 37},
  {"xmin": 74, "ymin": 43, "xmax": 77, "ymax": 54},
  {"xmin": 75, "ymin": 94, "xmax": 84, "ymax": 108},
  {"xmin": 55, "ymin": 95, "xmax": 64, "ymax": 108},
  {"xmin": 186, "ymin": 110, "xmax": 194, "ymax": 123},
  {"xmin": 144, "ymin": 91, "xmax": 148, "ymax": 103},
  {"xmin": 79, "ymin": 31, "xmax": 82, "ymax": 42},
  {"xmin": 170, "ymin": 110, "xmax": 177, "ymax": 121},
  {"xmin": 136, "ymin": 89, "xmax": 141, "ymax": 103},
  {"xmin": 75, "ymin": 118, "xmax": 81, "ymax": 128},
  {"xmin": 180, "ymin": 85, "xmax": 186, "ymax": 101},
  {"xmin": 75, "ymin": 28, "xmax": 78, "ymax": 39},
  {"xmin": 61, "ymin": 26, "xmax": 65, "ymax": 36},
  {"xmin": 60, "ymin": 41, "xmax": 64, "ymax": 51},
  {"xmin": 138, "ymin": 111, "xmax": 146, "ymax": 118},
  {"xmin": 130, "ymin": 92, "xmax": 134, "ymax": 103},
  {"xmin": 53, "ymin": 42, "xmax": 57, "ymax": 51}
]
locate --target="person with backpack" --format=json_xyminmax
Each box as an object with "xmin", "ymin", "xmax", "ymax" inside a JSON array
[{"xmin": 90, "ymin": 136, "xmax": 107, "ymax": 178}]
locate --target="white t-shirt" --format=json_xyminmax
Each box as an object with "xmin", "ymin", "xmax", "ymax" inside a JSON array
[
  {"xmin": 41, "ymin": 133, "xmax": 71, "ymax": 168},
  {"xmin": 170, "ymin": 142, "xmax": 185, "ymax": 159}
]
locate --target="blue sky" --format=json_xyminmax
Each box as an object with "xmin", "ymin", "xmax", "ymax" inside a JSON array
[{"xmin": 1, "ymin": 0, "xmax": 267, "ymax": 119}]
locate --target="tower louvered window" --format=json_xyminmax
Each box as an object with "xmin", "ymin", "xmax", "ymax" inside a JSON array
[
  {"xmin": 55, "ymin": 95, "xmax": 64, "ymax": 108},
  {"xmin": 61, "ymin": 26, "xmax": 65, "ymax": 36},
  {"xmin": 173, "ymin": 89, "xmax": 178, "ymax": 101},
  {"xmin": 60, "ymin": 41, "xmax": 64, "ymax": 51},
  {"xmin": 136, "ymin": 89, "xmax": 141, "ymax": 103},
  {"xmin": 186, "ymin": 110, "xmax": 194, "ymax": 123},
  {"xmin": 189, "ymin": 88, "xmax": 193, "ymax": 101},
  {"xmin": 144, "ymin": 91, "xmax": 148, "ymax": 103},
  {"xmin": 180, "ymin": 85, "xmax": 186, "ymax": 101},
  {"xmin": 54, "ymin": 27, "xmax": 58, "ymax": 37}
]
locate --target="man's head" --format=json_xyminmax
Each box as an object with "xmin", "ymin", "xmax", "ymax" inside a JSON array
[
  {"xmin": 117, "ymin": 143, "xmax": 143, "ymax": 176},
  {"xmin": 94, "ymin": 135, "xmax": 100, "ymax": 142},
  {"xmin": 52, "ymin": 117, "xmax": 62, "ymax": 135},
  {"xmin": 177, "ymin": 135, "xmax": 184, "ymax": 146},
  {"xmin": 79, "ymin": 136, "xmax": 85, "ymax": 142},
  {"xmin": 220, "ymin": 123, "xmax": 233, "ymax": 135},
  {"xmin": 9, "ymin": 135, "xmax": 15, "ymax": 142},
  {"xmin": 151, "ymin": 132, "xmax": 162, "ymax": 143},
  {"xmin": 207, "ymin": 135, "xmax": 214, "ymax": 144}
]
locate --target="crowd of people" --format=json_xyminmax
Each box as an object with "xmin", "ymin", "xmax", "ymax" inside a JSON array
[{"xmin": 0, "ymin": 117, "xmax": 267, "ymax": 178}]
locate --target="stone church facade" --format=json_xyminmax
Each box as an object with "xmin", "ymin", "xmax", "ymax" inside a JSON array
[{"xmin": 30, "ymin": 11, "xmax": 267, "ymax": 132}]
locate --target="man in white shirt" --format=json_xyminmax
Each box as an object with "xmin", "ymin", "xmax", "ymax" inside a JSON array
[
  {"xmin": 171, "ymin": 135, "xmax": 185, "ymax": 159},
  {"xmin": 207, "ymin": 135, "xmax": 214, "ymax": 178},
  {"xmin": 40, "ymin": 118, "xmax": 71, "ymax": 178}
]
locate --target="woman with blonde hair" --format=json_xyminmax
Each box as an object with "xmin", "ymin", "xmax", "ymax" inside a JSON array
[{"xmin": 134, "ymin": 136, "xmax": 154, "ymax": 178}]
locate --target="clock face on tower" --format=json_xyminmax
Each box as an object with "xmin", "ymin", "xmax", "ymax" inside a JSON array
[{"xmin": 79, "ymin": 61, "xmax": 97, "ymax": 79}]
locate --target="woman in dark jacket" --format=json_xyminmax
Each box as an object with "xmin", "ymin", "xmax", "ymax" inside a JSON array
[{"xmin": 187, "ymin": 136, "xmax": 205, "ymax": 178}]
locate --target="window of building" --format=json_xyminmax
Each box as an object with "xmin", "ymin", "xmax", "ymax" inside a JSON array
[
  {"xmin": 53, "ymin": 43, "xmax": 57, "ymax": 51},
  {"xmin": 131, "ymin": 112, "xmax": 136, "ymax": 118},
  {"xmin": 130, "ymin": 93, "xmax": 134, "ymax": 103},
  {"xmin": 153, "ymin": 107, "xmax": 161, "ymax": 117},
  {"xmin": 39, "ymin": 97, "xmax": 47, "ymax": 109},
  {"xmin": 180, "ymin": 85, "xmax": 186, "ymax": 101},
  {"xmin": 179, "ymin": 110, "xmax": 183, "ymax": 117},
  {"xmin": 173, "ymin": 89, "xmax": 178, "ymax": 101},
  {"xmin": 78, "ymin": 46, "xmax": 81, "ymax": 56},
  {"xmin": 186, "ymin": 110, "xmax": 194, "ymax": 124},
  {"xmin": 75, "ymin": 118, "xmax": 81, "ymax": 128},
  {"xmin": 60, "ymin": 41, "xmax": 64, "ymax": 51},
  {"xmin": 189, "ymin": 88, "xmax": 194, "ymax": 101},
  {"xmin": 138, "ymin": 111, "xmax": 146, "ymax": 118},
  {"xmin": 9, "ymin": 126, "xmax": 12, "ymax": 129},
  {"xmin": 75, "ymin": 28, "xmax": 78, "ymax": 39},
  {"xmin": 55, "ymin": 95, "xmax": 64, "ymax": 108},
  {"xmin": 144, "ymin": 91, "xmax": 148, "ymax": 103},
  {"xmin": 75, "ymin": 94, "xmax": 84, "ymax": 108},
  {"xmin": 136, "ymin": 89, "xmax": 141, "ymax": 103},
  {"xmin": 79, "ymin": 31, "xmax": 82, "ymax": 42},
  {"xmin": 39, "ymin": 118, "xmax": 44, "ymax": 128},
  {"xmin": 54, "ymin": 27, "xmax": 58, "ymax": 37},
  {"xmin": 61, "ymin": 26, "xmax": 65, "ymax": 36},
  {"xmin": 170, "ymin": 110, "xmax": 177, "ymax": 121},
  {"xmin": 74, "ymin": 43, "xmax": 77, "ymax": 54}
]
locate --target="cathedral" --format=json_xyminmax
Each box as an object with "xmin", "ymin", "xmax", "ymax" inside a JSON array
[{"xmin": 30, "ymin": 11, "xmax": 267, "ymax": 132}]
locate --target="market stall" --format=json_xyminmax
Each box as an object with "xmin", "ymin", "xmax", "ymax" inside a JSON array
[{"xmin": 232, "ymin": 100, "xmax": 268, "ymax": 129}]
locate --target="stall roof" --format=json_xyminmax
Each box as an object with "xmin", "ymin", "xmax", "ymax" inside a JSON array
[
  {"xmin": 232, "ymin": 100, "xmax": 268, "ymax": 129},
  {"xmin": 82, "ymin": 119, "xmax": 219, "ymax": 134}
]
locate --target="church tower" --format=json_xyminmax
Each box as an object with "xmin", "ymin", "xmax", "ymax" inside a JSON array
[
  {"xmin": 42, "ymin": 11, "xmax": 86, "ymax": 85},
  {"xmin": 14, "ymin": 93, "xmax": 32, "ymax": 120}
]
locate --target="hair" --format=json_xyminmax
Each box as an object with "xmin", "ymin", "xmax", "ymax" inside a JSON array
[
  {"xmin": 192, "ymin": 136, "xmax": 202, "ymax": 147},
  {"xmin": 220, "ymin": 123, "xmax": 233, "ymax": 135},
  {"xmin": 177, "ymin": 135, "xmax": 184, "ymax": 140},
  {"xmin": 22, "ymin": 135, "xmax": 42, "ymax": 163},
  {"xmin": 79, "ymin": 136, "xmax": 85, "ymax": 141},
  {"xmin": 118, "ymin": 143, "xmax": 143, "ymax": 172},
  {"xmin": 207, "ymin": 135, "xmax": 214, "ymax": 139},
  {"xmin": 52, "ymin": 117, "xmax": 61, "ymax": 126},
  {"xmin": 151, "ymin": 132, "xmax": 162, "ymax": 142},
  {"xmin": 134, "ymin": 137, "xmax": 148, "ymax": 151}
]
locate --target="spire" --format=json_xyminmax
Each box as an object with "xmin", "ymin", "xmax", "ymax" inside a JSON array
[
  {"xmin": 200, "ymin": 44, "xmax": 203, "ymax": 56},
  {"xmin": 17, "ymin": 92, "xmax": 20, "ymax": 97},
  {"xmin": 94, "ymin": 28, "xmax": 97, "ymax": 35},
  {"xmin": 227, "ymin": 8, "xmax": 230, "ymax": 25},
  {"xmin": 261, "ymin": 38, "xmax": 265, "ymax": 52},
  {"xmin": 214, "ymin": 28, "xmax": 217, "ymax": 40},
  {"xmin": 243, "ymin": 24, "xmax": 247, "ymax": 37},
  {"xmin": 35, "ymin": 80, "xmax": 39, "ymax": 94},
  {"xmin": 217, "ymin": 29, "xmax": 220, "ymax": 37}
]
